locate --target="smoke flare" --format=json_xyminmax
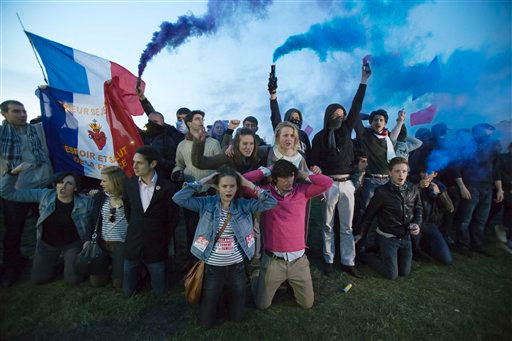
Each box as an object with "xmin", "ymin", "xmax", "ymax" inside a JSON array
[{"xmin": 138, "ymin": 0, "xmax": 273, "ymax": 77}]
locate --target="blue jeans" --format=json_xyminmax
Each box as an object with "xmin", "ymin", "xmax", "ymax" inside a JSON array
[
  {"xmin": 421, "ymin": 224, "xmax": 452, "ymax": 265},
  {"xmin": 200, "ymin": 262, "xmax": 246, "ymax": 328},
  {"xmin": 361, "ymin": 177, "xmax": 389, "ymax": 208},
  {"xmin": 456, "ymin": 186, "xmax": 492, "ymax": 249},
  {"xmin": 363, "ymin": 234, "xmax": 412, "ymax": 280},
  {"xmin": 31, "ymin": 239, "xmax": 83, "ymax": 285},
  {"xmin": 123, "ymin": 259, "xmax": 166, "ymax": 296}
]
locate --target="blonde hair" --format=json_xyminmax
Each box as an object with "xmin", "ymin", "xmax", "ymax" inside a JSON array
[
  {"xmin": 274, "ymin": 121, "xmax": 299, "ymax": 154},
  {"xmin": 101, "ymin": 166, "xmax": 127, "ymax": 197}
]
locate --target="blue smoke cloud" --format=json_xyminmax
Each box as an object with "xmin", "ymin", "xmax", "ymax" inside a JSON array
[{"xmin": 272, "ymin": 17, "xmax": 366, "ymax": 62}]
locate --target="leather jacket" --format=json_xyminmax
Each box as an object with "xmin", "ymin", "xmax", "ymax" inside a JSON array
[{"xmin": 360, "ymin": 181, "xmax": 423, "ymax": 238}]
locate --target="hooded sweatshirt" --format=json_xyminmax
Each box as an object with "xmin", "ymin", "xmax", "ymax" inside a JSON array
[
  {"xmin": 270, "ymin": 100, "xmax": 312, "ymax": 165},
  {"xmin": 311, "ymin": 83, "xmax": 367, "ymax": 175}
]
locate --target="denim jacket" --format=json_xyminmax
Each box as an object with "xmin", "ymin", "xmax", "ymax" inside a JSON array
[
  {"xmin": 172, "ymin": 181, "xmax": 277, "ymax": 261},
  {"xmin": 0, "ymin": 174, "xmax": 93, "ymax": 242}
]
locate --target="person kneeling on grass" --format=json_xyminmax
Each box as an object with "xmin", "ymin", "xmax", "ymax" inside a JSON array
[
  {"xmin": 85, "ymin": 166, "xmax": 128, "ymax": 289},
  {"xmin": 0, "ymin": 163, "xmax": 92, "ymax": 285},
  {"xmin": 244, "ymin": 160, "xmax": 333, "ymax": 309},
  {"xmin": 354, "ymin": 157, "xmax": 423, "ymax": 280},
  {"xmin": 172, "ymin": 166, "xmax": 276, "ymax": 328}
]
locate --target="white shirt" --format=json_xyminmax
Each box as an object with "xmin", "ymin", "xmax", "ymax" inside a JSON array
[{"xmin": 138, "ymin": 171, "xmax": 158, "ymax": 212}]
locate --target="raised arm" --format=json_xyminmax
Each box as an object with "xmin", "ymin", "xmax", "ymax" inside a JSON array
[
  {"xmin": 191, "ymin": 131, "xmax": 230, "ymax": 171},
  {"xmin": 354, "ymin": 62, "xmax": 372, "ymax": 137},
  {"xmin": 268, "ymin": 65, "xmax": 281, "ymax": 130},
  {"xmin": 302, "ymin": 173, "xmax": 334, "ymax": 198},
  {"xmin": 172, "ymin": 172, "xmax": 218, "ymax": 212},
  {"xmin": 389, "ymin": 110, "xmax": 406, "ymax": 142},
  {"xmin": 346, "ymin": 63, "xmax": 371, "ymax": 129},
  {"xmin": 238, "ymin": 173, "xmax": 277, "ymax": 212},
  {"xmin": 136, "ymin": 85, "xmax": 156, "ymax": 115}
]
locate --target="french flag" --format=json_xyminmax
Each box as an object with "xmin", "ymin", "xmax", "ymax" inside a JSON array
[{"xmin": 27, "ymin": 31, "xmax": 144, "ymax": 179}]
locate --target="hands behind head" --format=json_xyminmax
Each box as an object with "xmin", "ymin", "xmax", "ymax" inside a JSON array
[
  {"xmin": 228, "ymin": 120, "xmax": 240, "ymax": 130},
  {"xmin": 199, "ymin": 171, "xmax": 219, "ymax": 187},
  {"xmin": 236, "ymin": 171, "xmax": 253, "ymax": 189},
  {"xmin": 11, "ymin": 162, "xmax": 31, "ymax": 175}
]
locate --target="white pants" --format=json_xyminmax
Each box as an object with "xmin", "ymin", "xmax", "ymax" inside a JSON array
[{"xmin": 321, "ymin": 180, "xmax": 356, "ymax": 266}]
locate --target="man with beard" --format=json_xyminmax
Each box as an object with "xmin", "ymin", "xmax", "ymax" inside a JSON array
[{"xmin": 310, "ymin": 62, "xmax": 372, "ymax": 278}]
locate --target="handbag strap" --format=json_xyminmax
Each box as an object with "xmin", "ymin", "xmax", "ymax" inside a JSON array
[
  {"xmin": 214, "ymin": 212, "xmax": 232, "ymax": 244},
  {"xmin": 90, "ymin": 197, "xmax": 104, "ymax": 241}
]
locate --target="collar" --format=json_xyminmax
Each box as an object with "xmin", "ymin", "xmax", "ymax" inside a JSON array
[
  {"xmin": 272, "ymin": 145, "xmax": 302, "ymax": 163},
  {"xmin": 273, "ymin": 185, "xmax": 292, "ymax": 197},
  {"xmin": 138, "ymin": 171, "xmax": 158, "ymax": 186}
]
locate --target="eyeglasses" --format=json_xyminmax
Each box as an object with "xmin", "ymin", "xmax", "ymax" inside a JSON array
[{"xmin": 109, "ymin": 207, "xmax": 116, "ymax": 223}]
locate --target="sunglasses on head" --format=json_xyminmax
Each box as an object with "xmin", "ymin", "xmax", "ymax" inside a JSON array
[{"xmin": 109, "ymin": 207, "xmax": 116, "ymax": 223}]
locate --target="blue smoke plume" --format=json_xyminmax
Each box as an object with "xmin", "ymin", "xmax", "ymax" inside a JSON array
[
  {"xmin": 138, "ymin": 0, "xmax": 273, "ymax": 76},
  {"xmin": 272, "ymin": 17, "xmax": 366, "ymax": 62}
]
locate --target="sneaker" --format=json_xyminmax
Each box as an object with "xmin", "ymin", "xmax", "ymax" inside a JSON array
[
  {"xmin": 323, "ymin": 262, "xmax": 334, "ymax": 276},
  {"xmin": 494, "ymin": 225, "xmax": 507, "ymax": 243},
  {"xmin": 341, "ymin": 265, "xmax": 365, "ymax": 279}
]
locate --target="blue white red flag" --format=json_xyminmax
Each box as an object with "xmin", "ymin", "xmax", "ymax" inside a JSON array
[{"xmin": 27, "ymin": 31, "xmax": 144, "ymax": 178}]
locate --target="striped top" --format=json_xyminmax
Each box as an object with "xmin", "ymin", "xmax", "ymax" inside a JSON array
[
  {"xmin": 205, "ymin": 209, "xmax": 244, "ymax": 266},
  {"xmin": 100, "ymin": 197, "xmax": 128, "ymax": 242}
]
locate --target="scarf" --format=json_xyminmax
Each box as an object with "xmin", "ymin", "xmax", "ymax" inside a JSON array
[
  {"xmin": 374, "ymin": 129, "xmax": 396, "ymax": 162},
  {"xmin": 272, "ymin": 145, "xmax": 303, "ymax": 169},
  {"xmin": 326, "ymin": 117, "xmax": 343, "ymax": 153},
  {"xmin": 0, "ymin": 121, "xmax": 45, "ymax": 169}
]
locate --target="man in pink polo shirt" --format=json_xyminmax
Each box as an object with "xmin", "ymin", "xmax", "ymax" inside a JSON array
[{"xmin": 244, "ymin": 160, "xmax": 332, "ymax": 309}]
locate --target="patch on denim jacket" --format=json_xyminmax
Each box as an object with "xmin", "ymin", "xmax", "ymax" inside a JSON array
[
  {"xmin": 193, "ymin": 235, "xmax": 209, "ymax": 253},
  {"xmin": 245, "ymin": 232, "xmax": 254, "ymax": 248}
]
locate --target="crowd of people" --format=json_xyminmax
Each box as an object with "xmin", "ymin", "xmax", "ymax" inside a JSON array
[{"xmin": 1, "ymin": 61, "xmax": 510, "ymax": 328}]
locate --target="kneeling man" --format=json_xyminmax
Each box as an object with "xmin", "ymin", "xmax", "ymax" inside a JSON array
[
  {"xmin": 355, "ymin": 157, "xmax": 422, "ymax": 280},
  {"xmin": 244, "ymin": 160, "xmax": 332, "ymax": 309}
]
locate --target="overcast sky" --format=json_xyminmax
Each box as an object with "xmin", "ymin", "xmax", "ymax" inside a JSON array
[{"xmin": 1, "ymin": 0, "xmax": 511, "ymax": 144}]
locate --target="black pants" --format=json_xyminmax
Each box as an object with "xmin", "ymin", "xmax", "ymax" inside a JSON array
[
  {"xmin": 200, "ymin": 262, "xmax": 246, "ymax": 328},
  {"xmin": 2, "ymin": 199, "xmax": 39, "ymax": 270}
]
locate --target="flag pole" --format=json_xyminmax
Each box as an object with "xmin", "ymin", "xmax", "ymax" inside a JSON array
[{"xmin": 16, "ymin": 13, "xmax": 49, "ymax": 84}]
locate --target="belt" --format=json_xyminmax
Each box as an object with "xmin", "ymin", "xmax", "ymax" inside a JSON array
[
  {"xmin": 331, "ymin": 177, "xmax": 350, "ymax": 182},
  {"xmin": 265, "ymin": 250, "xmax": 285, "ymax": 260},
  {"xmin": 366, "ymin": 174, "xmax": 389, "ymax": 179}
]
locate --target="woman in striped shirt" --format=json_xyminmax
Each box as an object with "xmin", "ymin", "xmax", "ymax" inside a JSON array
[
  {"xmin": 173, "ymin": 165, "xmax": 276, "ymax": 328},
  {"xmin": 86, "ymin": 166, "xmax": 128, "ymax": 289}
]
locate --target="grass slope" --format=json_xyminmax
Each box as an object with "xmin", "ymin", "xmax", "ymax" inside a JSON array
[{"xmin": 1, "ymin": 199, "xmax": 511, "ymax": 340}]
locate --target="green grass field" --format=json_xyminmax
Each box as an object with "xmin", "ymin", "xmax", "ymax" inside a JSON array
[{"xmin": 1, "ymin": 199, "xmax": 511, "ymax": 340}]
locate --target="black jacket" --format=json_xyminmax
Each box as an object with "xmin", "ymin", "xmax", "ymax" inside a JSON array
[
  {"xmin": 270, "ymin": 99, "xmax": 312, "ymax": 165},
  {"xmin": 311, "ymin": 84, "xmax": 366, "ymax": 175},
  {"xmin": 122, "ymin": 175, "xmax": 178, "ymax": 263},
  {"xmin": 139, "ymin": 98, "xmax": 185, "ymax": 179},
  {"xmin": 419, "ymin": 180, "xmax": 454, "ymax": 227},
  {"xmin": 360, "ymin": 181, "xmax": 423, "ymax": 238}
]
